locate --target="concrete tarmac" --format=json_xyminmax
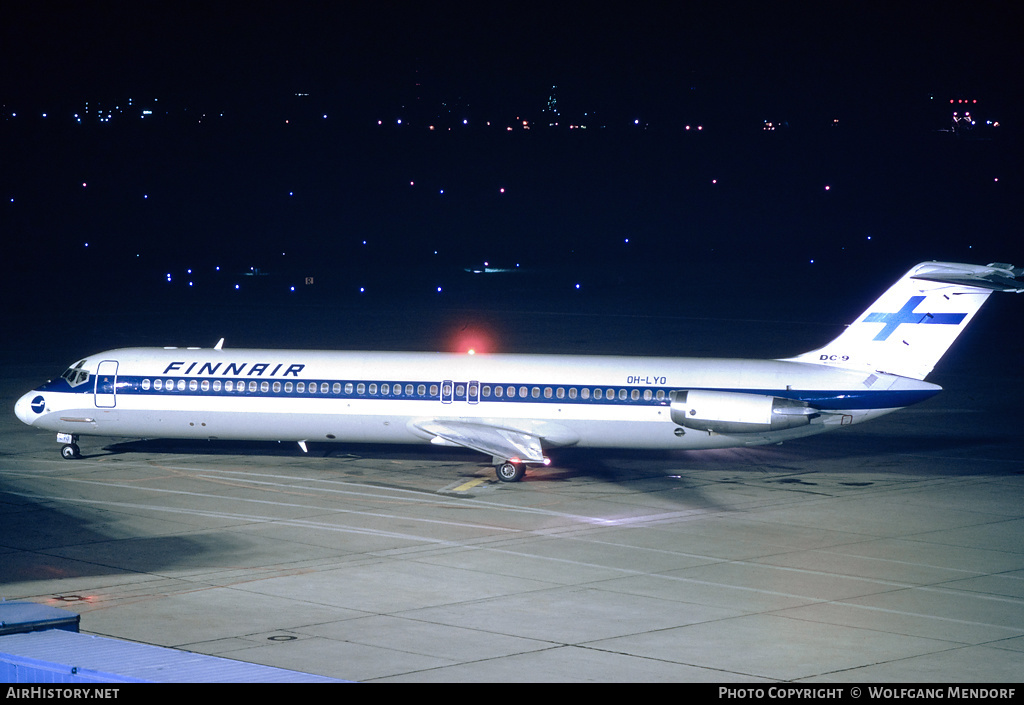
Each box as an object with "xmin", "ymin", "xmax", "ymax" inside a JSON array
[{"xmin": 2, "ymin": 290, "xmax": 1022, "ymax": 682}]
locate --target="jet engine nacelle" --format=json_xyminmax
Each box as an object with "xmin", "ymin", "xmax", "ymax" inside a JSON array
[{"xmin": 670, "ymin": 390, "xmax": 817, "ymax": 434}]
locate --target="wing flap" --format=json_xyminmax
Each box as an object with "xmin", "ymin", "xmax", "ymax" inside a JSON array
[{"xmin": 416, "ymin": 420, "xmax": 545, "ymax": 463}]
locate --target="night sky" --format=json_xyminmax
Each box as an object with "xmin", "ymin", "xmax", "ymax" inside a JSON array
[{"xmin": 2, "ymin": 2, "xmax": 1022, "ymax": 322}]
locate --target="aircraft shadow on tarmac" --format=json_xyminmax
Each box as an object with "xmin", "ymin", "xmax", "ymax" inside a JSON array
[
  {"xmin": 94, "ymin": 426, "xmax": 1019, "ymax": 480},
  {"xmin": 0, "ymin": 489, "xmax": 248, "ymax": 581}
]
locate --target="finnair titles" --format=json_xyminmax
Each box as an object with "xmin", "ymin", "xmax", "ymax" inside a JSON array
[{"xmin": 15, "ymin": 261, "xmax": 1023, "ymax": 482}]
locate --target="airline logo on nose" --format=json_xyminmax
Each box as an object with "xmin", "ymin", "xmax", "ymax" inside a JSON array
[
  {"xmin": 31, "ymin": 395, "xmax": 46, "ymax": 413},
  {"xmin": 863, "ymin": 296, "xmax": 967, "ymax": 341}
]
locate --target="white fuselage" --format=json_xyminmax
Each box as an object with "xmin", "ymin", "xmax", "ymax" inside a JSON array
[{"xmin": 15, "ymin": 346, "xmax": 941, "ymax": 455}]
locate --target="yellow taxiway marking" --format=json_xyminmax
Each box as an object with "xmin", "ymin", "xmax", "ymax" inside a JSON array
[{"xmin": 451, "ymin": 477, "xmax": 488, "ymax": 492}]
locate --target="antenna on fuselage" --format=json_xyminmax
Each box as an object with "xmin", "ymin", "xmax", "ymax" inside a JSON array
[{"xmin": 214, "ymin": 338, "xmax": 225, "ymax": 350}]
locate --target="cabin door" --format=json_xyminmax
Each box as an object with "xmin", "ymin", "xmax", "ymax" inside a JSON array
[{"xmin": 94, "ymin": 360, "xmax": 118, "ymax": 408}]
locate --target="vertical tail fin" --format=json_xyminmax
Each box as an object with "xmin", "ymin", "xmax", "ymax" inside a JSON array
[{"xmin": 785, "ymin": 262, "xmax": 1023, "ymax": 380}]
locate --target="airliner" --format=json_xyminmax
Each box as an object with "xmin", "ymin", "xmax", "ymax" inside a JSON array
[{"xmin": 14, "ymin": 261, "xmax": 1023, "ymax": 482}]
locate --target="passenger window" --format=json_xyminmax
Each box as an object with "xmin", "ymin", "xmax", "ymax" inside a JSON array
[
  {"xmin": 454, "ymin": 384, "xmax": 464, "ymax": 397},
  {"xmin": 261, "ymin": 381, "xmax": 269, "ymax": 393},
  {"xmin": 201, "ymin": 380, "xmax": 210, "ymax": 392},
  {"xmin": 581, "ymin": 388, "xmax": 590, "ymax": 400},
  {"xmin": 333, "ymin": 382, "xmax": 342, "ymax": 394},
  {"xmin": 430, "ymin": 384, "xmax": 438, "ymax": 396},
  {"xmin": 568, "ymin": 387, "xmax": 577, "ymax": 399},
  {"xmin": 481, "ymin": 385, "xmax": 491, "ymax": 397},
  {"xmin": 543, "ymin": 387, "xmax": 552, "ymax": 399},
  {"xmin": 495, "ymin": 385, "xmax": 504, "ymax": 397},
  {"xmin": 224, "ymin": 380, "xmax": 232, "ymax": 392},
  {"xmin": 420, "ymin": 384, "xmax": 428, "ymax": 396},
  {"xmin": 273, "ymin": 381, "xmax": 281, "ymax": 393},
  {"xmin": 214, "ymin": 380, "xmax": 222, "ymax": 392},
  {"xmin": 296, "ymin": 382, "xmax": 305, "ymax": 393},
  {"xmin": 619, "ymin": 389, "xmax": 627, "ymax": 401},
  {"xmin": 177, "ymin": 380, "xmax": 186, "ymax": 391},
  {"xmin": 594, "ymin": 388, "xmax": 602, "ymax": 400},
  {"xmin": 369, "ymin": 383, "xmax": 378, "ymax": 395},
  {"xmin": 656, "ymin": 390, "xmax": 666, "ymax": 401},
  {"xmin": 556, "ymin": 387, "xmax": 565, "ymax": 399},
  {"xmin": 142, "ymin": 379, "xmax": 151, "ymax": 391},
  {"xmin": 189, "ymin": 380, "xmax": 198, "ymax": 392},
  {"xmin": 284, "ymin": 382, "xmax": 292, "ymax": 393},
  {"xmin": 357, "ymin": 383, "xmax": 365, "ymax": 395},
  {"xmin": 519, "ymin": 386, "xmax": 528, "ymax": 398},
  {"xmin": 407, "ymin": 384, "xmax": 415, "ymax": 396},
  {"xmin": 320, "ymin": 382, "xmax": 329, "ymax": 394},
  {"xmin": 643, "ymin": 389, "xmax": 652, "ymax": 401},
  {"xmin": 381, "ymin": 383, "xmax": 389, "ymax": 395},
  {"xmin": 249, "ymin": 381, "xmax": 257, "ymax": 392}
]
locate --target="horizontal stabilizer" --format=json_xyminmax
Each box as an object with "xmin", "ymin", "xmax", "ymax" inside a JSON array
[{"xmin": 911, "ymin": 262, "xmax": 1024, "ymax": 292}]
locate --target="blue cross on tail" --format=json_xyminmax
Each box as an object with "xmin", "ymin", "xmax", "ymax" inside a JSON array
[{"xmin": 863, "ymin": 296, "xmax": 967, "ymax": 341}]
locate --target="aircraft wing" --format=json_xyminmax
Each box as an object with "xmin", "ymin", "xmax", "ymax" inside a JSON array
[{"xmin": 415, "ymin": 420, "xmax": 546, "ymax": 463}]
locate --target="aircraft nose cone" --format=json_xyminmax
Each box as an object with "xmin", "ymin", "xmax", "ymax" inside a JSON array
[{"xmin": 14, "ymin": 392, "xmax": 44, "ymax": 426}]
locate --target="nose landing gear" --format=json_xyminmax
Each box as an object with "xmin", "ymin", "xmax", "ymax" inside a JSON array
[{"xmin": 57, "ymin": 433, "xmax": 81, "ymax": 459}]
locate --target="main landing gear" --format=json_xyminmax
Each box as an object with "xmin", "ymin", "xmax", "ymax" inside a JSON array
[{"xmin": 495, "ymin": 461, "xmax": 526, "ymax": 483}]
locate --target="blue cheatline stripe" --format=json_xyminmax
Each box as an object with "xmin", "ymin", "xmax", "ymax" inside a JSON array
[{"xmin": 40, "ymin": 375, "xmax": 939, "ymax": 411}]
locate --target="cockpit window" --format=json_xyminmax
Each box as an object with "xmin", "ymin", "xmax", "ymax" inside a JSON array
[{"xmin": 60, "ymin": 360, "xmax": 91, "ymax": 388}]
